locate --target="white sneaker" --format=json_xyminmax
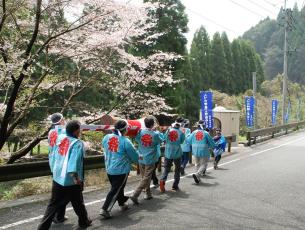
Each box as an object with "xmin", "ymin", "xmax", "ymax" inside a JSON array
[{"xmin": 144, "ymin": 194, "xmax": 153, "ymax": 200}]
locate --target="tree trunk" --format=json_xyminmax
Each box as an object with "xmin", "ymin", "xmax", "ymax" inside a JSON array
[{"xmin": 7, "ymin": 135, "xmax": 47, "ymax": 164}]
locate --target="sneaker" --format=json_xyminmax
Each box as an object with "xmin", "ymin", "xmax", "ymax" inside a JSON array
[
  {"xmin": 181, "ymin": 167, "xmax": 185, "ymax": 176},
  {"xmin": 99, "ymin": 209, "xmax": 111, "ymax": 219},
  {"xmin": 214, "ymin": 162, "xmax": 217, "ymax": 170},
  {"xmin": 192, "ymin": 174, "xmax": 200, "ymax": 184},
  {"xmin": 53, "ymin": 216, "xmax": 68, "ymax": 224},
  {"xmin": 171, "ymin": 186, "xmax": 179, "ymax": 191},
  {"xmin": 153, "ymin": 182, "xmax": 159, "ymax": 188},
  {"xmin": 119, "ymin": 204, "xmax": 129, "ymax": 211},
  {"xmin": 144, "ymin": 195, "xmax": 153, "ymax": 200},
  {"xmin": 130, "ymin": 196, "xmax": 139, "ymax": 205},
  {"xmin": 79, "ymin": 219, "xmax": 92, "ymax": 228},
  {"xmin": 160, "ymin": 180, "xmax": 165, "ymax": 193}
]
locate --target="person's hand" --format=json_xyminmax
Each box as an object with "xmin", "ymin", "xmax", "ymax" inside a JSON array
[{"xmin": 73, "ymin": 177, "xmax": 82, "ymax": 185}]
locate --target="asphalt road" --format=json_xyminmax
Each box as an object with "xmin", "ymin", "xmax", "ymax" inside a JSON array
[{"xmin": 1, "ymin": 131, "xmax": 305, "ymax": 230}]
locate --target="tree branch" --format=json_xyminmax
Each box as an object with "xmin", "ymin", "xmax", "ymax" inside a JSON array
[{"xmin": 0, "ymin": 0, "xmax": 6, "ymax": 32}]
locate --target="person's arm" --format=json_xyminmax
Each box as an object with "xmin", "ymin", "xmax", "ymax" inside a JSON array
[
  {"xmin": 124, "ymin": 138, "xmax": 139, "ymax": 163},
  {"xmin": 135, "ymin": 130, "xmax": 141, "ymax": 144},
  {"xmin": 180, "ymin": 132, "xmax": 185, "ymax": 144},
  {"xmin": 205, "ymin": 132, "xmax": 215, "ymax": 149},
  {"xmin": 67, "ymin": 141, "xmax": 84, "ymax": 184}
]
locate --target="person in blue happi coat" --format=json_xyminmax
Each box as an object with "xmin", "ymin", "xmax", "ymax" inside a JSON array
[
  {"xmin": 100, "ymin": 120, "xmax": 139, "ymax": 219},
  {"xmin": 213, "ymin": 128, "xmax": 227, "ymax": 169},
  {"xmin": 180, "ymin": 119, "xmax": 191, "ymax": 175},
  {"xmin": 160, "ymin": 117, "xmax": 185, "ymax": 192},
  {"xmin": 130, "ymin": 116, "xmax": 163, "ymax": 204},
  {"xmin": 151, "ymin": 129, "xmax": 164, "ymax": 187},
  {"xmin": 188, "ymin": 120, "xmax": 215, "ymax": 184},
  {"xmin": 38, "ymin": 121, "xmax": 92, "ymax": 230},
  {"xmin": 47, "ymin": 113, "xmax": 68, "ymax": 224}
]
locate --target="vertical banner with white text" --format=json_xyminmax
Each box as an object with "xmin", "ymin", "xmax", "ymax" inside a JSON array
[
  {"xmin": 271, "ymin": 99, "xmax": 278, "ymax": 126},
  {"xmin": 245, "ymin": 96, "xmax": 255, "ymax": 128},
  {"xmin": 200, "ymin": 91, "xmax": 214, "ymax": 129}
]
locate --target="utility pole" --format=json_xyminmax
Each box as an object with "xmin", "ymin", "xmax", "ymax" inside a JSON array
[
  {"xmin": 252, "ymin": 72, "xmax": 257, "ymax": 129},
  {"xmin": 282, "ymin": 0, "xmax": 288, "ymax": 124}
]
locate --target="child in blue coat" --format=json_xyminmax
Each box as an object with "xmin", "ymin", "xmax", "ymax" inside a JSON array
[
  {"xmin": 213, "ymin": 128, "xmax": 227, "ymax": 169},
  {"xmin": 160, "ymin": 118, "xmax": 185, "ymax": 192},
  {"xmin": 188, "ymin": 120, "xmax": 215, "ymax": 184},
  {"xmin": 180, "ymin": 119, "xmax": 191, "ymax": 175},
  {"xmin": 47, "ymin": 113, "xmax": 68, "ymax": 224},
  {"xmin": 130, "ymin": 116, "xmax": 163, "ymax": 204},
  {"xmin": 100, "ymin": 120, "xmax": 139, "ymax": 218},
  {"xmin": 38, "ymin": 121, "xmax": 91, "ymax": 230}
]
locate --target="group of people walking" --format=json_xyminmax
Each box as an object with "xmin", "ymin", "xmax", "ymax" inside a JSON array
[{"xmin": 38, "ymin": 113, "xmax": 227, "ymax": 229}]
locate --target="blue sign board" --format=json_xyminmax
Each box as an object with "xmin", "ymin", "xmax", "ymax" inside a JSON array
[
  {"xmin": 271, "ymin": 99, "xmax": 278, "ymax": 126},
  {"xmin": 200, "ymin": 91, "xmax": 214, "ymax": 129},
  {"xmin": 245, "ymin": 96, "xmax": 255, "ymax": 128}
]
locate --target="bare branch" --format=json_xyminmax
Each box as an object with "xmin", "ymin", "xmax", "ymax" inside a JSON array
[
  {"xmin": 0, "ymin": 0, "xmax": 7, "ymax": 32},
  {"xmin": 25, "ymin": 0, "xmax": 42, "ymax": 56}
]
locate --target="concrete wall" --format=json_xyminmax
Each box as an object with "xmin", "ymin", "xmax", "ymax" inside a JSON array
[{"xmin": 214, "ymin": 111, "xmax": 240, "ymax": 147}]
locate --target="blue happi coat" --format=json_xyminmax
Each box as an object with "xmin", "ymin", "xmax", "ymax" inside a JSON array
[
  {"xmin": 51, "ymin": 134, "xmax": 85, "ymax": 186},
  {"xmin": 102, "ymin": 133, "xmax": 139, "ymax": 175},
  {"xmin": 156, "ymin": 131, "xmax": 164, "ymax": 161},
  {"xmin": 164, "ymin": 127, "xmax": 185, "ymax": 159},
  {"xmin": 188, "ymin": 129, "xmax": 215, "ymax": 158},
  {"xmin": 48, "ymin": 126, "xmax": 66, "ymax": 172},
  {"xmin": 181, "ymin": 128, "xmax": 191, "ymax": 152},
  {"xmin": 135, "ymin": 129, "xmax": 163, "ymax": 165},
  {"xmin": 213, "ymin": 135, "xmax": 227, "ymax": 157}
]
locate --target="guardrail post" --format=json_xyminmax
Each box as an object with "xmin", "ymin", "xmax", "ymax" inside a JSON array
[
  {"xmin": 271, "ymin": 132, "xmax": 274, "ymax": 138},
  {"xmin": 253, "ymin": 137, "xmax": 257, "ymax": 145},
  {"xmin": 228, "ymin": 138, "xmax": 232, "ymax": 153},
  {"xmin": 247, "ymin": 132, "xmax": 251, "ymax": 146},
  {"xmin": 285, "ymin": 128, "xmax": 288, "ymax": 134}
]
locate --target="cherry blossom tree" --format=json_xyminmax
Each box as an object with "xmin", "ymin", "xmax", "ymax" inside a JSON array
[{"xmin": 0, "ymin": 0, "xmax": 179, "ymax": 163}]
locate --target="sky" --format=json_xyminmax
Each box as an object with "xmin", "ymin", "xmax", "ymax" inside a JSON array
[{"xmin": 182, "ymin": 0, "xmax": 304, "ymax": 47}]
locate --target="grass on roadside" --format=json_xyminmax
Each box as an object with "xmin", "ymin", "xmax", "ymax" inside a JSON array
[{"xmin": 0, "ymin": 169, "xmax": 109, "ymax": 201}]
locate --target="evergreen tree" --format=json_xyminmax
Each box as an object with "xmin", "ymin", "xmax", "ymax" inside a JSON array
[
  {"xmin": 221, "ymin": 32, "xmax": 234, "ymax": 94},
  {"xmin": 141, "ymin": 0, "xmax": 189, "ymax": 116},
  {"xmin": 210, "ymin": 32, "xmax": 227, "ymax": 92}
]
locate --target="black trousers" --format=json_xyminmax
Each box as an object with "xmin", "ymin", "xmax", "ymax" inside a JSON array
[
  {"xmin": 151, "ymin": 157, "xmax": 161, "ymax": 185},
  {"xmin": 161, "ymin": 158, "xmax": 181, "ymax": 188},
  {"xmin": 215, "ymin": 155, "xmax": 222, "ymax": 164},
  {"xmin": 37, "ymin": 181, "xmax": 89, "ymax": 230},
  {"xmin": 54, "ymin": 202, "xmax": 67, "ymax": 221},
  {"xmin": 102, "ymin": 174, "xmax": 128, "ymax": 211}
]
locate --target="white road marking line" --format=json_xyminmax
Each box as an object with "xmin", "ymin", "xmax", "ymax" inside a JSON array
[
  {"xmin": 1, "ymin": 134, "xmax": 305, "ymax": 229},
  {"xmin": 249, "ymin": 135, "xmax": 305, "ymax": 157}
]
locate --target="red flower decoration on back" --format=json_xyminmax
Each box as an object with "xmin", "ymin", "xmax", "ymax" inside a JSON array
[
  {"xmin": 49, "ymin": 130, "xmax": 58, "ymax": 147},
  {"xmin": 169, "ymin": 130, "xmax": 178, "ymax": 142},
  {"xmin": 58, "ymin": 137, "xmax": 70, "ymax": 156},
  {"xmin": 141, "ymin": 134, "xmax": 153, "ymax": 147},
  {"xmin": 108, "ymin": 136, "xmax": 119, "ymax": 152},
  {"xmin": 195, "ymin": 131, "xmax": 204, "ymax": 141}
]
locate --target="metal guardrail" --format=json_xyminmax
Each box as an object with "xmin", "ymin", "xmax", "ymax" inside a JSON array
[
  {"xmin": 0, "ymin": 135, "xmax": 236, "ymax": 182},
  {"xmin": 0, "ymin": 156, "xmax": 104, "ymax": 182},
  {"xmin": 246, "ymin": 121, "xmax": 305, "ymax": 146}
]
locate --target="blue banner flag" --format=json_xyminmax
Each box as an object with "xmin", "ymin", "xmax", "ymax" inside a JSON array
[
  {"xmin": 245, "ymin": 96, "xmax": 255, "ymax": 128},
  {"xmin": 200, "ymin": 91, "xmax": 214, "ymax": 129},
  {"xmin": 271, "ymin": 99, "xmax": 278, "ymax": 126}
]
